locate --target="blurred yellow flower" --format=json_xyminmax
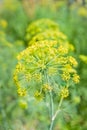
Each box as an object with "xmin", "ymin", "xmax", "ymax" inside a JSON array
[
  {"xmin": 19, "ymin": 100, "xmax": 28, "ymax": 109},
  {"xmin": 78, "ymin": 7, "xmax": 87, "ymax": 17},
  {"xmin": 0, "ymin": 19, "xmax": 8, "ymax": 28},
  {"xmin": 73, "ymin": 96, "xmax": 81, "ymax": 104},
  {"xmin": 34, "ymin": 91, "xmax": 43, "ymax": 101},
  {"xmin": 79, "ymin": 55, "xmax": 87, "ymax": 64}
]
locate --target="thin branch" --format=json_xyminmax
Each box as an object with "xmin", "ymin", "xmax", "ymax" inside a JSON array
[
  {"xmin": 52, "ymin": 97, "xmax": 63, "ymax": 121},
  {"xmin": 49, "ymin": 97, "xmax": 63, "ymax": 130},
  {"xmin": 49, "ymin": 91, "xmax": 54, "ymax": 120}
]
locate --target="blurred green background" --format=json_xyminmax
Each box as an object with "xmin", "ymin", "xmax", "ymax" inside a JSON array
[{"xmin": 0, "ymin": 0, "xmax": 87, "ymax": 130}]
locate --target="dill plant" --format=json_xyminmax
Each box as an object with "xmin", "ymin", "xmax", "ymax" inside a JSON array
[{"xmin": 14, "ymin": 19, "xmax": 80, "ymax": 130}]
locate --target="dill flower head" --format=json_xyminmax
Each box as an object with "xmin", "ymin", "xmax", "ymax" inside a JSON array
[
  {"xmin": 27, "ymin": 28, "xmax": 74, "ymax": 53},
  {"xmin": 26, "ymin": 18, "xmax": 74, "ymax": 53},
  {"xmin": 14, "ymin": 40, "xmax": 79, "ymax": 98},
  {"xmin": 29, "ymin": 30, "xmax": 67, "ymax": 45},
  {"xmin": 26, "ymin": 19, "xmax": 59, "ymax": 43}
]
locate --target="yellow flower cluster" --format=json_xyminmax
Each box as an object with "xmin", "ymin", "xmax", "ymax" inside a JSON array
[
  {"xmin": 26, "ymin": 19, "xmax": 74, "ymax": 52},
  {"xmin": 14, "ymin": 19, "xmax": 79, "ymax": 99},
  {"xmin": 17, "ymin": 88, "xmax": 27, "ymax": 97},
  {"xmin": 60, "ymin": 87, "xmax": 69, "ymax": 98},
  {"xmin": 14, "ymin": 40, "xmax": 79, "ymax": 97},
  {"xmin": 62, "ymin": 71, "xmax": 70, "ymax": 81},
  {"xmin": 68, "ymin": 56, "xmax": 78, "ymax": 67},
  {"xmin": 73, "ymin": 74, "xmax": 80, "ymax": 84},
  {"xmin": 26, "ymin": 19, "xmax": 59, "ymax": 43},
  {"xmin": 29, "ymin": 30, "xmax": 67, "ymax": 45},
  {"xmin": 42, "ymin": 84, "xmax": 53, "ymax": 92},
  {"xmin": 34, "ymin": 91, "xmax": 43, "ymax": 101},
  {"xmin": 57, "ymin": 45, "xmax": 68, "ymax": 55}
]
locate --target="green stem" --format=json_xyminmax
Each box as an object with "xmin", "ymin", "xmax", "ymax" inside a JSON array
[
  {"xmin": 46, "ymin": 74, "xmax": 63, "ymax": 130},
  {"xmin": 49, "ymin": 97, "xmax": 63, "ymax": 130},
  {"xmin": 49, "ymin": 91, "xmax": 54, "ymax": 130},
  {"xmin": 46, "ymin": 75, "xmax": 54, "ymax": 130},
  {"xmin": 49, "ymin": 91, "xmax": 54, "ymax": 120}
]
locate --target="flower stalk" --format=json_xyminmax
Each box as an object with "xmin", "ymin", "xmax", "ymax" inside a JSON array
[{"xmin": 49, "ymin": 97, "xmax": 63, "ymax": 130}]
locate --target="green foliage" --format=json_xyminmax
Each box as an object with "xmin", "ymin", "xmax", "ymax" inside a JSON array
[
  {"xmin": 0, "ymin": 19, "xmax": 25, "ymax": 130},
  {"xmin": 0, "ymin": 0, "xmax": 29, "ymax": 42}
]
